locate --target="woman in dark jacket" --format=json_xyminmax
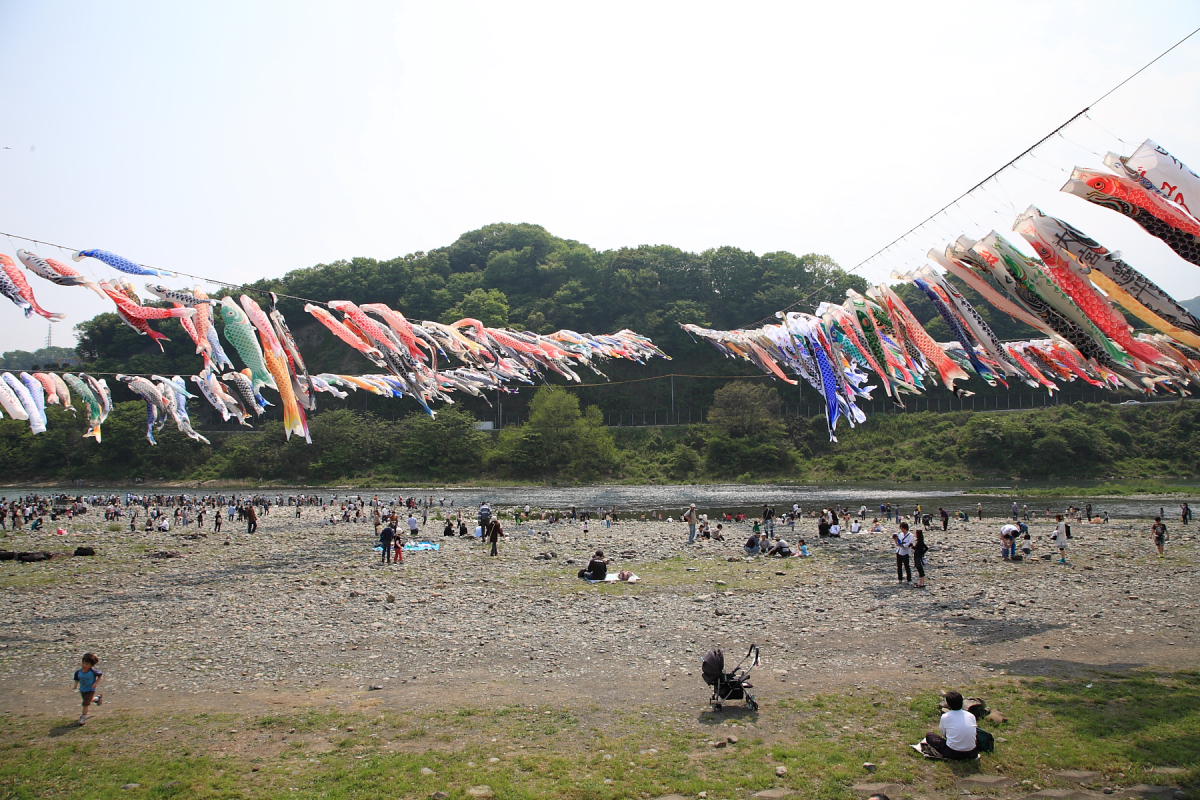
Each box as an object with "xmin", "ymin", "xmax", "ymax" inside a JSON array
[
  {"xmin": 578, "ymin": 550, "xmax": 609, "ymax": 580},
  {"xmin": 913, "ymin": 529, "xmax": 929, "ymax": 588}
]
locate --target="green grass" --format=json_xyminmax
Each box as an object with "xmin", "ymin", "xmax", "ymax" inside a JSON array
[
  {"xmin": 991, "ymin": 480, "xmax": 1199, "ymax": 497},
  {"xmin": 520, "ymin": 552, "xmax": 823, "ymax": 597},
  {"xmin": 3, "ymin": 671, "xmax": 1198, "ymax": 799}
]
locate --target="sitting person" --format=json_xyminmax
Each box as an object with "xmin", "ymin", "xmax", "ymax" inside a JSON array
[
  {"xmin": 765, "ymin": 537, "xmax": 793, "ymax": 557},
  {"xmin": 870, "ymin": 519, "xmax": 884, "ymax": 533},
  {"xmin": 577, "ymin": 550, "xmax": 609, "ymax": 580},
  {"xmin": 923, "ymin": 691, "xmax": 979, "ymax": 759},
  {"xmin": 743, "ymin": 533, "xmax": 762, "ymax": 557},
  {"xmin": 849, "ymin": 519, "xmax": 862, "ymax": 534},
  {"xmin": 798, "ymin": 539, "xmax": 810, "ymax": 557},
  {"xmin": 442, "ymin": 520, "xmax": 454, "ymax": 537}
]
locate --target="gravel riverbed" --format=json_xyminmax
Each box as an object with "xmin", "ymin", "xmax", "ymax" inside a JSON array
[{"xmin": 2, "ymin": 508, "xmax": 1196, "ymax": 715}]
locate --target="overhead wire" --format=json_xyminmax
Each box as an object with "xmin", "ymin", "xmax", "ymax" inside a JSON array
[
  {"xmin": 736, "ymin": 23, "xmax": 1200, "ymax": 331},
  {"xmin": 0, "ymin": 229, "xmax": 330, "ymax": 308}
]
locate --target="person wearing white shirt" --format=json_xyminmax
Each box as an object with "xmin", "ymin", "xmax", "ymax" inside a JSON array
[
  {"xmin": 892, "ymin": 522, "xmax": 914, "ymax": 584},
  {"xmin": 1054, "ymin": 514, "xmax": 1070, "ymax": 564},
  {"xmin": 925, "ymin": 691, "xmax": 979, "ymax": 759},
  {"xmin": 1000, "ymin": 523, "xmax": 1020, "ymax": 560}
]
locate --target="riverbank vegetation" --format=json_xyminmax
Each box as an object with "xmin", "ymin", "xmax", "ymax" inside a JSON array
[{"xmin": 1, "ymin": 384, "xmax": 1196, "ymax": 487}]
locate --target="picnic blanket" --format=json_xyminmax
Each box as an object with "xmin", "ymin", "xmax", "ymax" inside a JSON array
[
  {"xmin": 586, "ymin": 573, "xmax": 639, "ymax": 584},
  {"xmin": 403, "ymin": 540, "xmax": 440, "ymax": 552}
]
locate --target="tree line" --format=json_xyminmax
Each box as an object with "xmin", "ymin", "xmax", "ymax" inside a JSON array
[{"xmin": 1, "ymin": 384, "xmax": 1195, "ymax": 484}]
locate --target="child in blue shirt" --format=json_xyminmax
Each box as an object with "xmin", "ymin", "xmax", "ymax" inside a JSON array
[
  {"xmin": 72, "ymin": 652, "xmax": 103, "ymax": 724},
  {"xmin": 798, "ymin": 539, "xmax": 810, "ymax": 558}
]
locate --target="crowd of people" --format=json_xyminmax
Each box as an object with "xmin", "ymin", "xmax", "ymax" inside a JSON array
[
  {"xmin": 670, "ymin": 498, "xmax": 1192, "ymax": 585},
  {"xmin": 4, "ymin": 492, "xmax": 1190, "ymax": 573},
  {"xmin": 2, "ymin": 488, "xmax": 1186, "ymax": 764}
]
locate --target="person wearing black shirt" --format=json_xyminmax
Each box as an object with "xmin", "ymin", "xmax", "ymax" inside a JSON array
[
  {"xmin": 578, "ymin": 550, "xmax": 609, "ymax": 580},
  {"xmin": 486, "ymin": 518, "xmax": 503, "ymax": 556},
  {"xmin": 913, "ymin": 529, "xmax": 929, "ymax": 588},
  {"xmin": 380, "ymin": 524, "xmax": 395, "ymax": 564}
]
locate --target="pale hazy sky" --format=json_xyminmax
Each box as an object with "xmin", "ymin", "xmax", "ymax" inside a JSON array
[{"xmin": 2, "ymin": 0, "xmax": 1199, "ymax": 352}]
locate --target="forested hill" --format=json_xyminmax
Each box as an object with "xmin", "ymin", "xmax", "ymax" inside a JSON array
[
  {"xmin": 74, "ymin": 222, "xmax": 871, "ymax": 375},
  {"xmin": 69, "ymin": 222, "xmax": 1050, "ymax": 423}
]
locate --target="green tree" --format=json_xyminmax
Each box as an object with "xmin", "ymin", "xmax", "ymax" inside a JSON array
[
  {"xmin": 707, "ymin": 382, "xmax": 783, "ymax": 437},
  {"xmin": 445, "ymin": 288, "xmax": 510, "ymax": 327},
  {"xmin": 393, "ymin": 406, "xmax": 487, "ymax": 479},
  {"xmin": 491, "ymin": 387, "xmax": 618, "ymax": 479}
]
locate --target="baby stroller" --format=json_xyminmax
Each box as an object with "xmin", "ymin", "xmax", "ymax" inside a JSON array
[{"xmin": 702, "ymin": 644, "xmax": 760, "ymax": 711}]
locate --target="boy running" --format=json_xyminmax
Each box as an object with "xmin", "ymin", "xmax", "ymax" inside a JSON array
[{"xmin": 73, "ymin": 652, "xmax": 103, "ymax": 724}]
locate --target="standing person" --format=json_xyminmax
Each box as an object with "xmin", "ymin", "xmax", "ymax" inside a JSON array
[
  {"xmin": 1152, "ymin": 516, "xmax": 1168, "ymax": 558},
  {"xmin": 939, "ymin": 507, "xmax": 949, "ymax": 532},
  {"xmin": 213, "ymin": 512, "xmax": 222, "ymax": 533},
  {"xmin": 976, "ymin": 502, "xmax": 984, "ymax": 521},
  {"xmin": 1054, "ymin": 514, "xmax": 1070, "ymax": 564},
  {"xmin": 485, "ymin": 516, "xmax": 503, "ymax": 557},
  {"xmin": 1011, "ymin": 501, "xmax": 1019, "ymax": 521},
  {"xmin": 406, "ymin": 512, "xmax": 419, "ymax": 539},
  {"xmin": 1181, "ymin": 502, "xmax": 1191, "ymax": 525},
  {"xmin": 1085, "ymin": 503, "xmax": 1093, "ymax": 521},
  {"xmin": 913, "ymin": 529, "xmax": 929, "ymax": 588},
  {"xmin": 683, "ymin": 504, "xmax": 699, "ymax": 544},
  {"xmin": 72, "ymin": 653, "xmax": 103, "ymax": 725},
  {"xmin": 380, "ymin": 523, "xmax": 396, "ymax": 564},
  {"xmin": 893, "ymin": 522, "xmax": 914, "ymax": 584},
  {"xmin": 245, "ymin": 504, "xmax": 258, "ymax": 535}
]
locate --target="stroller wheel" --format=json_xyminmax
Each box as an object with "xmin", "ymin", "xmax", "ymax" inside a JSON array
[
  {"xmin": 747, "ymin": 697, "xmax": 759, "ymax": 712},
  {"xmin": 712, "ymin": 703, "xmax": 722, "ymax": 711}
]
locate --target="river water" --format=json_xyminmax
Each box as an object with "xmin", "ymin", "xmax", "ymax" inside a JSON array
[{"xmin": 9, "ymin": 482, "xmax": 1194, "ymax": 520}]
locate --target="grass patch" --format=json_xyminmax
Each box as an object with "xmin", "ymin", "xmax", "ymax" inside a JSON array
[
  {"xmin": 525, "ymin": 553, "xmax": 825, "ymax": 597},
  {"xmin": 0, "ymin": 565, "xmax": 70, "ymax": 590},
  {"xmin": 4, "ymin": 671, "xmax": 1197, "ymax": 799},
  {"xmin": 978, "ymin": 480, "xmax": 1199, "ymax": 497}
]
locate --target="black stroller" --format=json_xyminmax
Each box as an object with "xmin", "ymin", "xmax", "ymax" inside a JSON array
[{"xmin": 702, "ymin": 644, "xmax": 760, "ymax": 711}]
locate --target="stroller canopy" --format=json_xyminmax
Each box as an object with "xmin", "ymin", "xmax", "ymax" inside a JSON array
[{"xmin": 702, "ymin": 649, "xmax": 725, "ymax": 686}]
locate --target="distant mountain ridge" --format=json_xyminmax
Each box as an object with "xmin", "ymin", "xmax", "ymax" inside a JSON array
[{"xmin": 1183, "ymin": 296, "xmax": 1200, "ymax": 317}]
